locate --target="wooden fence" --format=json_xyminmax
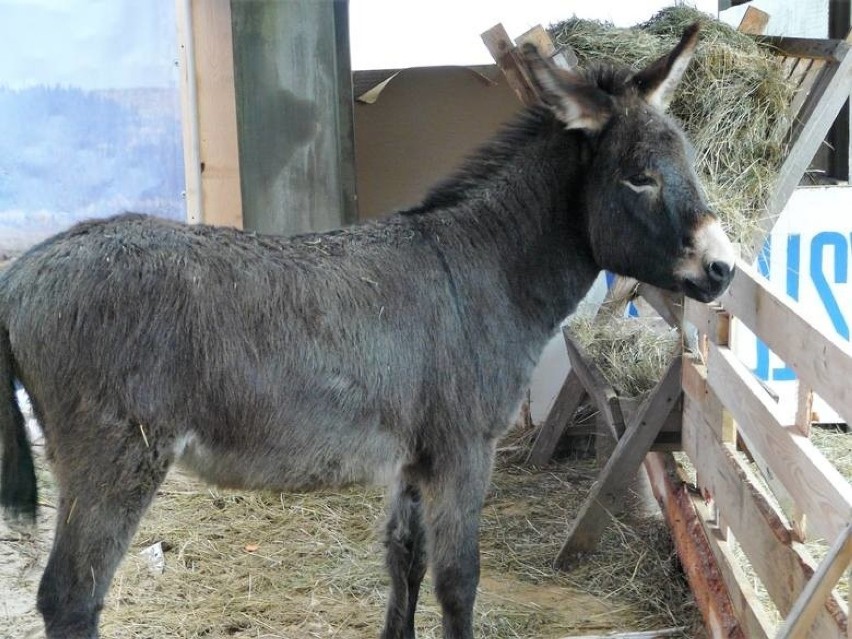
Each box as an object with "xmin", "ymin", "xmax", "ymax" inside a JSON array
[{"xmin": 682, "ymin": 260, "xmax": 852, "ymax": 638}]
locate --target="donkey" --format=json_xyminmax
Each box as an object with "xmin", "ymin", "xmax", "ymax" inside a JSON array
[{"xmin": 0, "ymin": 25, "xmax": 734, "ymax": 639}]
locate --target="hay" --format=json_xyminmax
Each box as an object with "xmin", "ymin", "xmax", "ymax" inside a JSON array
[
  {"xmin": 4, "ymin": 446, "xmax": 702, "ymax": 638},
  {"xmin": 550, "ymin": 5, "xmax": 796, "ymax": 248},
  {"xmin": 567, "ymin": 316, "xmax": 680, "ymax": 399}
]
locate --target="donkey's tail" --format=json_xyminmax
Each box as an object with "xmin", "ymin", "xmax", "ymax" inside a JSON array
[{"xmin": 0, "ymin": 324, "xmax": 37, "ymax": 521}]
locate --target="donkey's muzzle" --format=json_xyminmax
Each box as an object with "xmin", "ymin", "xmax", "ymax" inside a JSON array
[{"xmin": 682, "ymin": 261, "xmax": 735, "ymax": 302}]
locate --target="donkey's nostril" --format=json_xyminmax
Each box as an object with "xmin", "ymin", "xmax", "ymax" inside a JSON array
[{"xmin": 707, "ymin": 260, "xmax": 732, "ymax": 284}]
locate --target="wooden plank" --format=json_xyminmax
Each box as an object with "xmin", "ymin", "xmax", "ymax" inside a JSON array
[
  {"xmin": 720, "ymin": 262, "xmax": 852, "ymax": 426},
  {"xmin": 738, "ymin": 6, "xmax": 770, "ymax": 36},
  {"xmin": 181, "ymin": 0, "xmax": 243, "ymax": 228},
  {"xmin": 554, "ymin": 358, "xmax": 681, "ymax": 565},
  {"xmin": 643, "ymin": 452, "xmax": 747, "ymax": 639},
  {"xmin": 776, "ymin": 523, "xmax": 852, "ymax": 639},
  {"xmin": 691, "ymin": 496, "xmax": 776, "ymax": 639},
  {"xmin": 682, "ymin": 387, "xmax": 846, "ymax": 636},
  {"xmin": 756, "ymin": 37, "xmax": 852, "ymax": 255},
  {"xmin": 703, "ymin": 342, "xmax": 852, "ymax": 545},
  {"xmin": 526, "ymin": 370, "xmax": 587, "ymax": 466},
  {"xmin": 563, "ymin": 328, "xmax": 626, "ymax": 440},
  {"xmin": 481, "ymin": 23, "xmax": 538, "ymax": 106}
]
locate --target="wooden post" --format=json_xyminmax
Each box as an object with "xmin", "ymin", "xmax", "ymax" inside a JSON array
[{"xmin": 176, "ymin": 0, "xmax": 243, "ymax": 228}]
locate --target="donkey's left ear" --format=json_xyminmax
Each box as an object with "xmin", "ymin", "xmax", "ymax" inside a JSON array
[
  {"xmin": 632, "ymin": 23, "xmax": 700, "ymax": 110},
  {"xmin": 521, "ymin": 43, "xmax": 612, "ymax": 131}
]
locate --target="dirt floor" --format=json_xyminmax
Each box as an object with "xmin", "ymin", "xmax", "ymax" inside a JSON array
[{"xmin": 0, "ymin": 432, "xmax": 701, "ymax": 639}]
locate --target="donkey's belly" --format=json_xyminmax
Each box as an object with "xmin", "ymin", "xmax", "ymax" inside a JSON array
[{"xmin": 174, "ymin": 420, "xmax": 404, "ymax": 492}]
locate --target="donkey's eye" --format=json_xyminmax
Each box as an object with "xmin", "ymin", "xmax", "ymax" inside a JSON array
[
  {"xmin": 626, "ymin": 174, "xmax": 657, "ymax": 187},
  {"xmin": 622, "ymin": 173, "xmax": 658, "ymax": 194}
]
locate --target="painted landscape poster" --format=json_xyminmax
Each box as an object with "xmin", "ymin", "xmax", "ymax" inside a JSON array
[{"xmin": 0, "ymin": 0, "xmax": 185, "ymax": 257}]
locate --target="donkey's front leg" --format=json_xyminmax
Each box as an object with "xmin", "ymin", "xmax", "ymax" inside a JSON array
[{"xmin": 421, "ymin": 444, "xmax": 493, "ymax": 639}]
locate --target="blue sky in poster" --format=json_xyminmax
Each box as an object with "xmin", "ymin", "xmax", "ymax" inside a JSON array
[
  {"xmin": 0, "ymin": 0, "xmax": 177, "ymax": 89},
  {"xmin": 0, "ymin": 0, "xmax": 185, "ymax": 255}
]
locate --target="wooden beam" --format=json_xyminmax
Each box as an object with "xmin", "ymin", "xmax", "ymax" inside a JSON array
[
  {"xmin": 526, "ymin": 370, "xmax": 587, "ymax": 466},
  {"xmin": 775, "ymin": 523, "xmax": 852, "ymax": 639},
  {"xmin": 563, "ymin": 329, "xmax": 625, "ymax": 440},
  {"xmin": 703, "ymin": 343, "xmax": 852, "ymax": 544},
  {"xmin": 720, "ymin": 262, "xmax": 852, "ymax": 426},
  {"xmin": 554, "ymin": 358, "xmax": 681, "ymax": 567},
  {"xmin": 176, "ymin": 0, "xmax": 243, "ymax": 228},
  {"xmin": 643, "ymin": 452, "xmax": 747, "ymax": 639}
]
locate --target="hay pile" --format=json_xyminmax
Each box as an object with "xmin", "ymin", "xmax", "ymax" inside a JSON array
[
  {"xmin": 551, "ymin": 5, "xmax": 795, "ymax": 249},
  {"xmin": 4, "ymin": 448, "xmax": 702, "ymax": 639}
]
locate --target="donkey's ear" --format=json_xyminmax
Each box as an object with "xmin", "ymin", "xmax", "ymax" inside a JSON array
[
  {"xmin": 632, "ymin": 23, "xmax": 700, "ymax": 110},
  {"xmin": 521, "ymin": 43, "xmax": 612, "ymax": 131}
]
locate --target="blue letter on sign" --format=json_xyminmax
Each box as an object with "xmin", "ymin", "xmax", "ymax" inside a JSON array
[{"xmin": 810, "ymin": 231, "xmax": 849, "ymax": 340}]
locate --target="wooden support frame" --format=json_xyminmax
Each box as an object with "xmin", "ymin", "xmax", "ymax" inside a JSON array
[{"xmin": 554, "ymin": 356, "xmax": 682, "ymax": 567}]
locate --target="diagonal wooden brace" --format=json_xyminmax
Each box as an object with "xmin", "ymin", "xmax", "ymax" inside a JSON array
[{"xmin": 554, "ymin": 356, "xmax": 683, "ymax": 569}]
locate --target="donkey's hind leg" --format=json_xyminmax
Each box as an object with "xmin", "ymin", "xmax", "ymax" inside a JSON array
[
  {"xmin": 37, "ymin": 422, "xmax": 172, "ymax": 639},
  {"xmin": 381, "ymin": 481, "xmax": 427, "ymax": 639}
]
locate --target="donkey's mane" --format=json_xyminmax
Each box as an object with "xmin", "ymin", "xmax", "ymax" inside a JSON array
[{"xmin": 401, "ymin": 63, "xmax": 635, "ymax": 217}]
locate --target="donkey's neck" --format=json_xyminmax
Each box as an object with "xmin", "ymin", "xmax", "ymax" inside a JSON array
[{"xmin": 406, "ymin": 107, "xmax": 601, "ymax": 336}]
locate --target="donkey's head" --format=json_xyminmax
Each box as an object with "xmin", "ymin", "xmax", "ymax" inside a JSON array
[{"xmin": 523, "ymin": 25, "xmax": 735, "ymax": 302}]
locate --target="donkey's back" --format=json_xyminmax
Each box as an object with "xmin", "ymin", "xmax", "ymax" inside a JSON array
[{"xmin": 1, "ymin": 212, "xmax": 489, "ymax": 492}]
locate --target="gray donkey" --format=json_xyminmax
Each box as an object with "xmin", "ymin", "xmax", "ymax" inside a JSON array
[{"xmin": 0, "ymin": 26, "xmax": 734, "ymax": 639}]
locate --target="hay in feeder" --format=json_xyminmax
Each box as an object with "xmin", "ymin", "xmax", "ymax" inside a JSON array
[
  {"xmin": 567, "ymin": 316, "xmax": 681, "ymax": 399},
  {"xmin": 551, "ymin": 5, "xmax": 796, "ymax": 248}
]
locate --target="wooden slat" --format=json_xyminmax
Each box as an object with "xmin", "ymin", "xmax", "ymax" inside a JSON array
[
  {"xmin": 776, "ymin": 523, "xmax": 852, "ymax": 639},
  {"xmin": 703, "ymin": 342, "xmax": 852, "ymax": 545},
  {"xmin": 526, "ymin": 371, "xmax": 587, "ymax": 466},
  {"xmin": 691, "ymin": 496, "xmax": 775, "ymax": 639},
  {"xmin": 643, "ymin": 452, "xmax": 747, "ymax": 639},
  {"xmin": 720, "ymin": 262, "xmax": 852, "ymax": 426},
  {"xmin": 683, "ymin": 383, "xmax": 846, "ymax": 636},
  {"xmin": 563, "ymin": 329, "xmax": 625, "ymax": 440},
  {"xmin": 554, "ymin": 358, "xmax": 681, "ymax": 565},
  {"xmin": 787, "ymin": 59, "xmax": 824, "ymax": 121}
]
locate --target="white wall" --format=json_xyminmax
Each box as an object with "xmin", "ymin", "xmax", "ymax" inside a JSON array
[{"xmin": 719, "ymin": 0, "xmax": 828, "ymax": 37}]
